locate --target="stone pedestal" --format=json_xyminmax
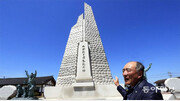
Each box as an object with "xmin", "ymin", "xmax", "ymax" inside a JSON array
[{"xmin": 44, "ymin": 85, "xmax": 122, "ymax": 100}]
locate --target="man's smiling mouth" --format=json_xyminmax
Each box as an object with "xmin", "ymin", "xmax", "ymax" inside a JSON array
[{"xmin": 125, "ymin": 78, "xmax": 129, "ymax": 82}]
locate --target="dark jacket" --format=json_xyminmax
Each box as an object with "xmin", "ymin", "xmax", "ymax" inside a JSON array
[{"xmin": 117, "ymin": 79, "xmax": 163, "ymax": 100}]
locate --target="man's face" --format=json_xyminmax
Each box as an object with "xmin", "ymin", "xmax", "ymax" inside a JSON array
[{"xmin": 122, "ymin": 62, "xmax": 142, "ymax": 87}]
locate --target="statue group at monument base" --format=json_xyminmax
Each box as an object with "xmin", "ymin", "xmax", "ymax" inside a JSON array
[{"xmin": 44, "ymin": 84, "xmax": 122, "ymax": 100}]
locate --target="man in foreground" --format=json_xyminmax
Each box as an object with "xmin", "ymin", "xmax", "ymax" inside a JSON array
[{"xmin": 113, "ymin": 61, "xmax": 163, "ymax": 100}]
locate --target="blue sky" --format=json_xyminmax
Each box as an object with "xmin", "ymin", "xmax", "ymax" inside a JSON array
[{"xmin": 0, "ymin": 0, "xmax": 180, "ymax": 84}]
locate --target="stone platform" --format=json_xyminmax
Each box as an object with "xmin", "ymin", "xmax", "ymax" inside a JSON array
[{"xmin": 44, "ymin": 85, "xmax": 122, "ymax": 100}]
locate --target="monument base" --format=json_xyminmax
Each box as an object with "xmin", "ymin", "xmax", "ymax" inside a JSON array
[
  {"xmin": 44, "ymin": 84, "xmax": 122, "ymax": 100},
  {"xmin": 11, "ymin": 97, "xmax": 38, "ymax": 100},
  {"xmin": 73, "ymin": 82, "xmax": 95, "ymax": 91}
]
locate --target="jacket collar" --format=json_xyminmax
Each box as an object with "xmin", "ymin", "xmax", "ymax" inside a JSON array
[
  {"xmin": 129, "ymin": 79, "xmax": 145, "ymax": 90},
  {"xmin": 129, "ymin": 79, "xmax": 147, "ymax": 100}
]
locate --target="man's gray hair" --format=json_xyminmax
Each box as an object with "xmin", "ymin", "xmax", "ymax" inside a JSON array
[
  {"xmin": 135, "ymin": 62, "xmax": 145, "ymax": 79},
  {"xmin": 135, "ymin": 62, "xmax": 145, "ymax": 72}
]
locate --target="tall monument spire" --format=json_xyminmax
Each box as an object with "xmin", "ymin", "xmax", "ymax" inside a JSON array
[
  {"xmin": 45, "ymin": 3, "xmax": 121, "ymax": 99},
  {"xmin": 56, "ymin": 2, "xmax": 113, "ymax": 86}
]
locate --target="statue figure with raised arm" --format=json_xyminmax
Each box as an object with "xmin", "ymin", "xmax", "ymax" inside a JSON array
[
  {"xmin": 25, "ymin": 70, "xmax": 37, "ymax": 98},
  {"xmin": 144, "ymin": 63, "xmax": 152, "ymax": 80}
]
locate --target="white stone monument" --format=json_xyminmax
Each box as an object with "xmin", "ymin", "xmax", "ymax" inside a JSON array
[
  {"xmin": 0, "ymin": 85, "xmax": 17, "ymax": 100},
  {"xmin": 44, "ymin": 3, "xmax": 122, "ymax": 100},
  {"xmin": 163, "ymin": 78, "xmax": 180, "ymax": 100}
]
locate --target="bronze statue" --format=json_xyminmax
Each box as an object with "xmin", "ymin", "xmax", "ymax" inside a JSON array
[
  {"xmin": 16, "ymin": 84, "xmax": 23, "ymax": 97},
  {"xmin": 25, "ymin": 70, "xmax": 37, "ymax": 98},
  {"xmin": 13, "ymin": 71, "xmax": 38, "ymax": 100},
  {"xmin": 144, "ymin": 63, "xmax": 152, "ymax": 80},
  {"xmin": 22, "ymin": 86, "xmax": 28, "ymax": 98},
  {"xmin": 22, "ymin": 81, "xmax": 28, "ymax": 98}
]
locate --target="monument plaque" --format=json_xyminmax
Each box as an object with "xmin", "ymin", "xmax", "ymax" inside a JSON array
[{"xmin": 73, "ymin": 41, "xmax": 94, "ymax": 90}]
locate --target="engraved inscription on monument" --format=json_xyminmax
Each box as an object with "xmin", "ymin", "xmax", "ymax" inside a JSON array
[{"xmin": 74, "ymin": 41, "xmax": 94, "ymax": 88}]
